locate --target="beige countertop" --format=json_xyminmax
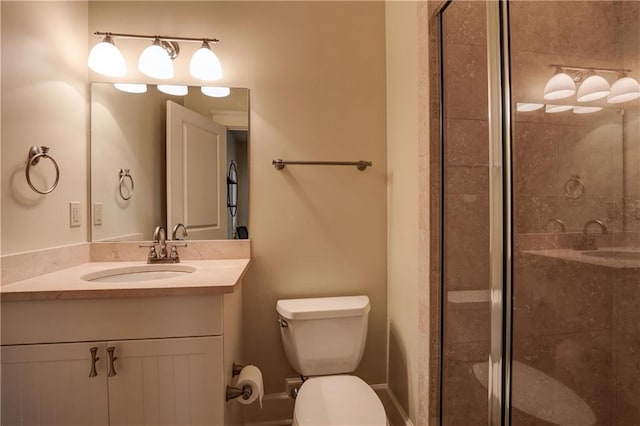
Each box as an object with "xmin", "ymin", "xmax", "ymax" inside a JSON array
[
  {"xmin": 0, "ymin": 259, "xmax": 250, "ymax": 301},
  {"xmin": 523, "ymin": 247, "xmax": 640, "ymax": 269}
]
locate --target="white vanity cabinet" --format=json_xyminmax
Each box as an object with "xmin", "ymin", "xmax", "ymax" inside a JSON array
[{"xmin": 1, "ymin": 289, "xmax": 243, "ymax": 426}]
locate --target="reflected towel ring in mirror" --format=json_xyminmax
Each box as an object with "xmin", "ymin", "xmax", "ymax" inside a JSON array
[
  {"xmin": 26, "ymin": 145, "xmax": 60, "ymax": 195},
  {"xmin": 119, "ymin": 169, "xmax": 134, "ymax": 200},
  {"xmin": 227, "ymin": 161, "xmax": 238, "ymax": 217},
  {"xmin": 564, "ymin": 175, "xmax": 585, "ymax": 199}
]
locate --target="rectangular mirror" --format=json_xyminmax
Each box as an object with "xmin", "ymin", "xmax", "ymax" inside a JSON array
[{"xmin": 90, "ymin": 83, "xmax": 249, "ymax": 241}]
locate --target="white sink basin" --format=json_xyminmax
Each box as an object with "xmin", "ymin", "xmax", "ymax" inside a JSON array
[{"xmin": 81, "ymin": 265, "xmax": 196, "ymax": 283}]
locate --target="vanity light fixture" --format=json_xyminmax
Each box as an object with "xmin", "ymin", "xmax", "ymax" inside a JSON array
[
  {"xmin": 545, "ymin": 64, "xmax": 639, "ymax": 105},
  {"xmin": 158, "ymin": 84, "xmax": 188, "ymax": 96},
  {"xmin": 88, "ymin": 35, "xmax": 126, "ymax": 77},
  {"xmin": 608, "ymin": 75, "xmax": 640, "ymax": 104},
  {"xmin": 516, "ymin": 103, "xmax": 545, "ymax": 112},
  {"xmin": 138, "ymin": 38, "xmax": 176, "ymax": 79},
  {"xmin": 201, "ymin": 86, "xmax": 231, "ymax": 97},
  {"xmin": 190, "ymin": 41, "xmax": 223, "ymax": 81},
  {"xmin": 89, "ymin": 32, "xmax": 222, "ymax": 81},
  {"xmin": 576, "ymin": 73, "xmax": 610, "ymax": 102},
  {"xmin": 543, "ymin": 68, "xmax": 576, "ymax": 100},
  {"xmin": 573, "ymin": 106, "xmax": 602, "ymax": 114},
  {"xmin": 545, "ymin": 104, "xmax": 573, "ymax": 113},
  {"xmin": 114, "ymin": 83, "xmax": 147, "ymax": 94}
]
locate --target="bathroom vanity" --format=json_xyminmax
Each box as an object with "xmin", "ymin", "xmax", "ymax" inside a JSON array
[{"xmin": 1, "ymin": 243, "xmax": 250, "ymax": 426}]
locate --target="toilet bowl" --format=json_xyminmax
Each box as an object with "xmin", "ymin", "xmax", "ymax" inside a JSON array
[
  {"xmin": 276, "ymin": 296, "xmax": 388, "ymax": 426},
  {"xmin": 293, "ymin": 375, "xmax": 387, "ymax": 426}
]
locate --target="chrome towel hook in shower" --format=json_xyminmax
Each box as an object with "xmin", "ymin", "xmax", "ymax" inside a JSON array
[
  {"xmin": 26, "ymin": 145, "xmax": 60, "ymax": 195},
  {"xmin": 119, "ymin": 169, "xmax": 134, "ymax": 200}
]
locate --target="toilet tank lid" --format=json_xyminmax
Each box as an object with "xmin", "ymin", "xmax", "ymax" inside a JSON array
[{"xmin": 277, "ymin": 296, "xmax": 370, "ymax": 320}]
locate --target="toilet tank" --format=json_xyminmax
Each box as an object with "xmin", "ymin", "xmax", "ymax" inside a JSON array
[{"xmin": 276, "ymin": 295, "xmax": 370, "ymax": 376}]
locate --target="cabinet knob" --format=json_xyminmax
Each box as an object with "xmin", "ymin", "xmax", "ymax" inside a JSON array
[
  {"xmin": 107, "ymin": 346, "xmax": 118, "ymax": 377},
  {"xmin": 89, "ymin": 347, "xmax": 100, "ymax": 378}
]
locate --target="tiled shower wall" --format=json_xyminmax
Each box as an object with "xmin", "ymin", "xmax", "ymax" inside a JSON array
[{"xmin": 436, "ymin": 1, "xmax": 640, "ymax": 425}]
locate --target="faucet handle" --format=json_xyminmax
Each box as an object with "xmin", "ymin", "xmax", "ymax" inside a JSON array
[{"xmin": 139, "ymin": 243, "xmax": 158, "ymax": 258}]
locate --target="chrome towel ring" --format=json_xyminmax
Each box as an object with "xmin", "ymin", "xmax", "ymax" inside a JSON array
[
  {"xmin": 26, "ymin": 146, "xmax": 60, "ymax": 195},
  {"xmin": 119, "ymin": 169, "xmax": 134, "ymax": 200}
]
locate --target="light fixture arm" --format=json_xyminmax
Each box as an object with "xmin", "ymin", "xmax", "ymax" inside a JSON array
[
  {"xmin": 93, "ymin": 31, "xmax": 219, "ymax": 44},
  {"xmin": 549, "ymin": 64, "xmax": 631, "ymax": 76}
]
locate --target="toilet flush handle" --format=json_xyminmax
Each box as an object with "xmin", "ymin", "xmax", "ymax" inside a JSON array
[{"xmin": 278, "ymin": 318, "xmax": 289, "ymax": 328}]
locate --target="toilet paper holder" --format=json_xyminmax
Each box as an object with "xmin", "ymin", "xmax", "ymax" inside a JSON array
[
  {"xmin": 226, "ymin": 384, "xmax": 253, "ymax": 402},
  {"xmin": 232, "ymin": 363, "xmax": 245, "ymax": 377}
]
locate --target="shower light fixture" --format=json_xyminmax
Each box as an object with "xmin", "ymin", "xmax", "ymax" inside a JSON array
[
  {"xmin": 114, "ymin": 83, "xmax": 148, "ymax": 94},
  {"xmin": 576, "ymin": 74, "xmax": 610, "ymax": 102},
  {"xmin": 88, "ymin": 35, "xmax": 126, "ymax": 77},
  {"xmin": 607, "ymin": 76, "xmax": 640, "ymax": 104},
  {"xmin": 88, "ymin": 32, "xmax": 222, "ymax": 81},
  {"xmin": 158, "ymin": 84, "xmax": 188, "ymax": 96},
  {"xmin": 201, "ymin": 86, "xmax": 231, "ymax": 97}
]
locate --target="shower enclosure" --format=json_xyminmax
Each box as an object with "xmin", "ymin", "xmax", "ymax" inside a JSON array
[{"xmin": 431, "ymin": 1, "xmax": 640, "ymax": 424}]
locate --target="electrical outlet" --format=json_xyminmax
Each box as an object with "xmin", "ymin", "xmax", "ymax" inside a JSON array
[
  {"xmin": 94, "ymin": 202, "xmax": 103, "ymax": 225},
  {"xmin": 636, "ymin": 200, "xmax": 640, "ymax": 220},
  {"xmin": 69, "ymin": 202, "xmax": 81, "ymax": 227}
]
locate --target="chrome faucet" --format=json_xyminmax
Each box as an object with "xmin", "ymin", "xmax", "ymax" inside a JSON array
[
  {"xmin": 153, "ymin": 225, "xmax": 168, "ymax": 258},
  {"xmin": 583, "ymin": 219, "xmax": 608, "ymax": 236},
  {"xmin": 171, "ymin": 223, "xmax": 188, "ymax": 240},
  {"xmin": 574, "ymin": 219, "xmax": 608, "ymax": 250},
  {"xmin": 545, "ymin": 218, "xmax": 566, "ymax": 233},
  {"xmin": 139, "ymin": 225, "xmax": 186, "ymax": 264}
]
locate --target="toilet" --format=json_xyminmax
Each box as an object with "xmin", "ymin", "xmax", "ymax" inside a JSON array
[{"xmin": 276, "ymin": 295, "xmax": 387, "ymax": 426}]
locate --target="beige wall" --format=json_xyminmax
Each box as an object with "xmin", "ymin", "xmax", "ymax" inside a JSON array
[
  {"xmin": 2, "ymin": 2, "xmax": 389, "ymax": 422},
  {"xmin": 385, "ymin": 0, "xmax": 420, "ymax": 422},
  {"xmin": 1, "ymin": 1, "xmax": 89, "ymax": 255},
  {"xmin": 90, "ymin": 0, "xmax": 389, "ymax": 405}
]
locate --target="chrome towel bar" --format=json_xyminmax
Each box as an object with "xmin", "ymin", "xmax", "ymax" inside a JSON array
[{"xmin": 272, "ymin": 159, "xmax": 372, "ymax": 171}]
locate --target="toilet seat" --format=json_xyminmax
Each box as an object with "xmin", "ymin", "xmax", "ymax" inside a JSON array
[{"xmin": 293, "ymin": 375, "xmax": 387, "ymax": 426}]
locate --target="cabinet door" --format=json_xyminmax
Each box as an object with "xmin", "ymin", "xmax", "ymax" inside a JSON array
[
  {"xmin": 107, "ymin": 336, "xmax": 223, "ymax": 426},
  {"xmin": 1, "ymin": 342, "xmax": 109, "ymax": 426}
]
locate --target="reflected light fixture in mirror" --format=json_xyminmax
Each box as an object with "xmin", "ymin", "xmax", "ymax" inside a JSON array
[
  {"xmin": 545, "ymin": 104, "xmax": 573, "ymax": 113},
  {"xmin": 114, "ymin": 83, "xmax": 147, "ymax": 94},
  {"xmin": 202, "ymin": 86, "xmax": 231, "ymax": 97},
  {"xmin": 576, "ymin": 74, "xmax": 610, "ymax": 102},
  {"xmin": 516, "ymin": 103, "xmax": 544, "ymax": 112},
  {"xmin": 158, "ymin": 84, "xmax": 188, "ymax": 96},
  {"xmin": 608, "ymin": 76, "xmax": 640, "ymax": 103},
  {"xmin": 88, "ymin": 35, "xmax": 126, "ymax": 77},
  {"xmin": 190, "ymin": 41, "xmax": 223, "ymax": 81},
  {"xmin": 544, "ymin": 71, "xmax": 576, "ymax": 100},
  {"xmin": 573, "ymin": 106, "xmax": 602, "ymax": 114},
  {"xmin": 138, "ymin": 38, "xmax": 174, "ymax": 79}
]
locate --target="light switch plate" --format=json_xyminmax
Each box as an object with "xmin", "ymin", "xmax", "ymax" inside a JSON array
[
  {"xmin": 69, "ymin": 202, "xmax": 81, "ymax": 227},
  {"xmin": 94, "ymin": 202, "xmax": 103, "ymax": 225}
]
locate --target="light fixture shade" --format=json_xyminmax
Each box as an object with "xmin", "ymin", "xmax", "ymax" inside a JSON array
[
  {"xmin": 545, "ymin": 104, "xmax": 573, "ymax": 113},
  {"xmin": 114, "ymin": 83, "xmax": 147, "ymax": 94},
  {"xmin": 88, "ymin": 37, "xmax": 126, "ymax": 77},
  {"xmin": 201, "ymin": 86, "xmax": 230, "ymax": 97},
  {"xmin": 607, "ymin": 76, "xmax": 640, "ymax": 103},
  {"xmin": 158, "ymin": 85, "xmax": 188, "ymax": 96},
  {"xmin": 577, "ymin": 75, "xmax": 610, "ymax": 102},
  {"xmin": 573, "ymin": 106, "xmax": 602, "ymax": 114},
  {"xmin": 138, "ymin": 40, "xmax": 174, "ymax": 79},
  {"xmin": 516, "ymin": 103, "xmax": 545, "ymax": 112},
  {"xmin": 544, "ymin": 72, "xmax": 576, "ymax": 100},
  {"xmin": 190, "ymin": 42, "xmax": 223, "ymax": 81}
]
